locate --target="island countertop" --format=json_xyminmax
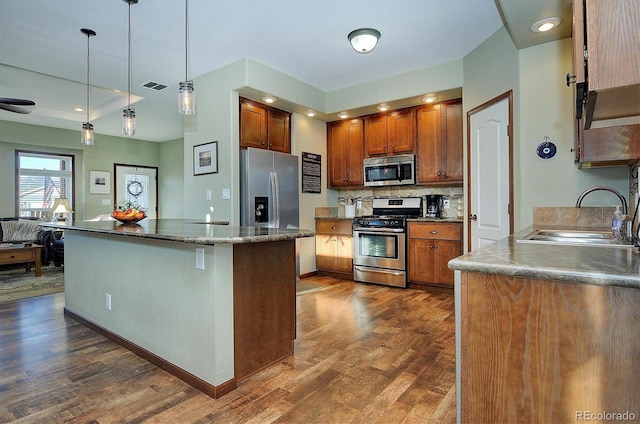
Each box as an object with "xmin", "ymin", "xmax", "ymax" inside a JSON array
[
  {"xmin": 448, "ymin": 226, "xmax": 640, "ymax": 289},
  {"xmin": 41, "ymin": 219, "xmax": 314, "ymax": 244}
]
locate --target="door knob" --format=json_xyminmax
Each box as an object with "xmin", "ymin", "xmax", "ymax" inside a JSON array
[{"xmin": 469, "ymin": 214, "xmax": 478, "ymax": 221}]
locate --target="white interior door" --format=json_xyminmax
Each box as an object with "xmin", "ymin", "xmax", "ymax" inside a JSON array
[
  {"xmin": 115, "ymin": 165, "xmax": 158, "ymax": 219},
  {"xmin": 469, "ymin": 95, "xmax": 512, "ymax": 250}
]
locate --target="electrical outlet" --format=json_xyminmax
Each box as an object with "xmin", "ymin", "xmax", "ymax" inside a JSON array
[
  {"xmin": 443, "ymin": 199, "xmax": 450, "ymax": 209},
  {"xmin": 222, "ymin": 188, "xmax": 231, "ymax": 200},
  {"xmin": 106, "ymin": 293, "xmax": 112, "ymax": 310},
  {"xmin": 195, "ymin": 248, "xmax": 205, "ymax": 270}
]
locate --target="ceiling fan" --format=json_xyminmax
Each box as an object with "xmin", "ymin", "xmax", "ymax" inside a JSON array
[{"xmin": 0, "ymin": 97, "xmax": 36, "ymax": 114}]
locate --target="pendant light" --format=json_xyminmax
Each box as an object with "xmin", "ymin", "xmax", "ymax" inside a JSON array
[
  {"xmin": 178, "ymin": 0, "xmax": 196, "ymax": 115},
  {"xmin": 122, "ymin": 0, "xmax": 138, "ymax": 135},
  {"xmin": 81, "ymin": 28, "xmax": 96, "ymax": 145}
]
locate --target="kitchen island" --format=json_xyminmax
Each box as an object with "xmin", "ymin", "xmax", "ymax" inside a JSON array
[
  {"xmin": 449, "ymin": 226, "xmax": 640, "ymax": 423},
  {"xmin": 42, "ymin": 219, "xmax": 314, "ymax": 398}
]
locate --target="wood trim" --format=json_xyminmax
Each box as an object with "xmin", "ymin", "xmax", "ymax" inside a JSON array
[
  {"xmin": 465, "ymin": 90, "xmax": 514, "ymax": 252},
  {"xmin": 299, "ymin": 270, "xmax": 318, "ymax": 279},
  {"xmin": 63, "ymin": 308, "xmax": 237, "ymax": 399}
]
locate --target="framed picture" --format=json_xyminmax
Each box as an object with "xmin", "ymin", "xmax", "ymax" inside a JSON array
[
  {"xmin": 193, "ymin": 141, "xmax": 218, "ymax": 175},
  {"xmin": 89, "ymin": 170, "xmax": 111, "ymax": 194}
]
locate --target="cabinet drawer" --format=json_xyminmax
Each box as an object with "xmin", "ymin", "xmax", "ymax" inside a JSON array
[
  {"xmin": 409, "ymin": 222, "xmax": 461, "ymax": 240},
  {"xmin": 316, "ymin": 220, "xmax": 352, "ymax": 235}
]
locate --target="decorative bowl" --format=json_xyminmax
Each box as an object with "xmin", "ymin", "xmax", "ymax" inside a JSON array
[{"xmin": 111, "ymin": 210, "xmax": 147, "ymax": 224}]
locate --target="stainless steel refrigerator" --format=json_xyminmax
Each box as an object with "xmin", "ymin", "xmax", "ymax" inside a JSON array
[{"xmin": 240, "ymin": 147, "xmax": 299, "ymax": 229}]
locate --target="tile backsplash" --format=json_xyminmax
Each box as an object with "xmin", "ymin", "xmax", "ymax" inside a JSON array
[
  {"xmin": 335, "ymin": 186, "xmax": 464, "ymax": 218},
  {"xmin": 533, "ymin": 207, "xmax": 617, "ymax": 227}
]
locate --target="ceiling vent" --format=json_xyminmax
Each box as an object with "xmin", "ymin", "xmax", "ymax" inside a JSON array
[{"xmin": 142, "ymin": 81, "xmax": 170, "ymax": 91}]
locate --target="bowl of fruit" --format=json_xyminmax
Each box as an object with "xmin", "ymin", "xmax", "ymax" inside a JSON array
[{"xmin": 111, "ymin": 201, "xmax": 147, "ymax": 224}]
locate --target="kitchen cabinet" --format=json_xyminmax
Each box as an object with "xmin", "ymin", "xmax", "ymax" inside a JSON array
[
  {"xmin": 576, "ymin": 0, "xmax": 640, "ymax": 129},
  {"xmin": 315, "ymin": 219, "xmax": 353, "ymax": 279},
  {"xmin": 459, "ymin": 271, "xmax": 640, "ymax": 422},
  {"xmin": 240, "ymin": 97, "xmax": 291, "ymax": 153},
  {"xmin": 364, "ymin": 108, "xmax": 415, "ymax": 156},
  {"xmin": 407, "ymin": 221, "xmax": 461, "ymax": 288},
  {"xmin": 327, "ymin": 119, "xmax": 364, "ymax": 187},
  {"xmin": 416, "ymin": 99, "xmax": 463, "ymax": 184}
]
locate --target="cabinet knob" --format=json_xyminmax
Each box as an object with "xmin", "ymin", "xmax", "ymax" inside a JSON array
[
  {"xmin": 430, "ymin": 230, "xmax": 438, "ymax": 234},
  {"xmin": 331, "ymin": 226, "xmax": 336, "ymax": 230}
]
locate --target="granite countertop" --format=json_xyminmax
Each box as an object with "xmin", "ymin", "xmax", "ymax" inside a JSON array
[
  {"xmin": 315, "ymin": 216, "xmax": 463, "ymax": 222},
  {"xmin": 448, "ymin": 226, "xmax": 640, "ymax": 289},
  {"xmin": 41, "ymin": 219, "xmax": 314, "ymax": 245}
]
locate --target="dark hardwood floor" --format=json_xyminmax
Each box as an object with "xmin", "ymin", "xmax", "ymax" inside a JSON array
[{"xmin": 0, "ymin": 276, "xmax": 456, "ymax": 423}]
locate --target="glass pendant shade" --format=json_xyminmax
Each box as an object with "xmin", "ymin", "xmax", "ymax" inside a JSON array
[
  {"xmin": 178, "ymin": 81, "xmax": 196, "ymax": 115},
  {"xmin": 348, "ymin": 28, "xmax": 381, "ymax": 53},
  {"xmin": 81, "ymin": 122, "xmax": 95, "ymax": 145},
  {"xmin": 122, "ymin": 108, "xmax": 136, "ymax": 135}
]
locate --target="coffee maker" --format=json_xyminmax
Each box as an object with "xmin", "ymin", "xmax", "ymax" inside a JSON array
[{"xmin": 425, "ymin": 195, "xmax": 443, "ymax": 218}]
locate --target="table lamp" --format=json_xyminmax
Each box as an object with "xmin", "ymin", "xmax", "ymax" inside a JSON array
[{"xmin": 51, "ymin": 198, "xmax": 74, "ymax": 223}]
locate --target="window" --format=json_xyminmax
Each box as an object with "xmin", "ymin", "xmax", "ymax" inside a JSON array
[{"xmin": 16, "ymin": 151, "xmax": 75, "ymax": 220}]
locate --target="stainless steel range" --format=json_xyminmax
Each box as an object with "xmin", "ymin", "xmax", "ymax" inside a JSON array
[{"xmin": 352, "ymin": 197, "xmax": 422, "ymax": 288}]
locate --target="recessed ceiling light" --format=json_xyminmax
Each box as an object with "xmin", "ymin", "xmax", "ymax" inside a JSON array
[
  {"xmin": 337, "ymin": 112, "xmax": 350, "ymax": 119},
  {"xmin": 305, "ymin": 110, "xmax": 316, "ymax": 117},
  {"xmin": 421, "ymin": 95, "xmax": 437, "ymax": 103},
  {"xmin": 530, "ymin": 17, "xmax": 561, "ymax": 33},
  {"xmin": 74, "ymin": 107, "xmax": 84, "ymax": 112},
  {"xmin": 262, "ymin": 96, "xmax": 277, "ymax": 104},
  {"xmin": 376, "ymin": 104, "xmax": 390, "ymax": 112}
]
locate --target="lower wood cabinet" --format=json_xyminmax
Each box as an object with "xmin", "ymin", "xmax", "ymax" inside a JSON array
[
  {"xmin": 315, "ymin": 219, "xmax": 353, "ymax": 279},
  {"xmin": 408, "ymin": 221, "xmax": 461, "ymax": 288}
]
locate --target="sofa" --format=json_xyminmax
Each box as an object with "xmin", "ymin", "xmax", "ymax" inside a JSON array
[{"xmin": 0, "ymin": 218, "xmax": 61, "ymax": 267}]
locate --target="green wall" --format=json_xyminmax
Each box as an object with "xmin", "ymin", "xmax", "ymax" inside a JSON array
[{"xmin": 0, "ymin": 120, "xmax": 182, "ymax": 220}]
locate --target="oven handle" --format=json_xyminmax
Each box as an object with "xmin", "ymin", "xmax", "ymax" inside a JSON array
[
  {"xmin": 354, "ymin": 265, "xmax": 405, "ymax": 276},
  {"xmin": 353, "ymin": 227, "xmax": 405, "ymax": 233}
]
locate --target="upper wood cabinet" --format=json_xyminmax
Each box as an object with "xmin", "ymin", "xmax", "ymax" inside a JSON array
[
  {"xmin": 240, "ymin": 97, "xmax": 291, "ymax": 153},
  {"xmin": 364, "ymin": 108, "xmax": 415, "ymax": 156},
  {"xmin": 327, "ymin": 119, "xmax": 364, "ymax": 187},
  {"xmin": 575, "ymin": 0, "xmax": 640, "ymax": 129},
  {"xmin": 416, "ymin": 99, "xmax": 463, "ymax": 184}
]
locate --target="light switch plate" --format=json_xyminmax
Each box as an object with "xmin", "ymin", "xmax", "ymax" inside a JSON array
[
  {"xmin": 222, "ymin": 188, "xmax": 231, "ymax": 200},
  {"xmin": 195, "ymin": 248, "xmax": 205, "ymax": 270}
]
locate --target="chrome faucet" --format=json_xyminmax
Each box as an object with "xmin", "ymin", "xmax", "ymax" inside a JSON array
[{"xmin": 575, "ymin": 186, "xmax": 628, "ymax": 215}]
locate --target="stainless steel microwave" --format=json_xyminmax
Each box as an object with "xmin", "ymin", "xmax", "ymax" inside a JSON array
[{"xmin": 363, "ymin": 154, "xmax": 416, "ymax": 187}]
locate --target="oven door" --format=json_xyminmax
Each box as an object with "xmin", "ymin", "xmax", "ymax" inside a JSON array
[{"xmin": 352, "ymin": 227, "xmax": 406, "ymax": 270}]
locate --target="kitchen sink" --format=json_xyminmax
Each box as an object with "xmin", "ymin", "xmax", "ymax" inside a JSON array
[{"xmin": 517, "ymin": 228, "xmax": 635, "ymax": 248}]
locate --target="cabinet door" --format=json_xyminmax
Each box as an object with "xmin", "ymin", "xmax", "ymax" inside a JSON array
[
  {"xmin": 416, "ymin": 104, "xmax": 441, "ymax": 183},
  {"xmin": 327, "ymin": 119, "xmax": 364, "ymax": 187},
  {"xmin": 364, "ymin": 115, "xmax": 388, "ymax": 156},
  {"xmin": 316, "ymin": 235, "xmax": 337, "ymax": 271},
  {"xmin": 345, "ymin": 120, "xmax": 364, "ymax": 185},
  {"xmin": 334, "ymin": 235, "xmax": 353, "ymax": 273},
  {"xmin": 268, "ymin": 109, "xmax": 291, "ymax": 153},
  {"xmin": 387, "ymin": 109, "xmax": 415, "ymax": 154},
  {"xmin": 441, "ymin": 101, "xmax": 463, "ymax": 182},
  {"xmin": 432, "ymin": 239, "xmax": 460, "ymax": 287},
  {"xmin": 240, "ymin": 100, "xmax": 267, "ymax": 149},
  {"xmin": 408, "ymin": 238, "xmax": 434, "ymax": 283}
]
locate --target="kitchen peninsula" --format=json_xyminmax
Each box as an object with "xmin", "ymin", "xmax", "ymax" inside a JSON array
[
  {"xmin": 449, "ymin": 226, "xmax": 640, "ymax": 423},
  {"xmin": 42, "ymin": 219, "xmax": 314, "ymax": 398}
]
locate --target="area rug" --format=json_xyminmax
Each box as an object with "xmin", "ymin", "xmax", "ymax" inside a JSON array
[
  {"xmin": 296, "ymin": 280, "xmax": 327, "ymax": 296},
  {"xmin": 0, "ymin": 266, "xmax": 64, "ymax": 303}
]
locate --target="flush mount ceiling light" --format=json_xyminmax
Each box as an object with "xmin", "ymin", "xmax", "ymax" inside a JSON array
[
  {"xmin": 122, "ymin": 0, "xmax": 138, "ymax": 136},
  {"xmin": 81, "ymin": 28, "xmax": 96, "ymax": 146},
  {"xmin": 178, "ymin": 0, "xmax": 195, "ymax": 115},
  {"xmin": 530, "ymin": 17, "xmax": 561, "ymax": 33},
  {"xmin": 337, "ymin": 111, "xmax": 350, "ymax": 119},
  {"xmin": 262, "ymin": 95, "xmax": 277, "ymax": 104},
  {"xmin": 348, "ymin": 28, "xmax": 381, "ymax": 54},
  {"xmin": 376, "ymin": 104, "xmax": 390, "ymax": 112},
  {"xmin": 421, "ymin": 95, "xmax": 438, "ymax": 103},
  {"xmin": 305, "ymin": 110, "xmax": 316, "ymax": 117}
]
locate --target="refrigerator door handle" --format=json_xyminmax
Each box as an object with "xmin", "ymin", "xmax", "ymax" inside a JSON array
[{"xmin": 270, "ymin": 171, "xmax": 280, "ymax": 228}]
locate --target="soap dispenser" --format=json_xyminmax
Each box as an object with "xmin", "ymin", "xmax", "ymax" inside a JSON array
[{"xmin": 611, "ymin": 206, "xmax": 624, "ymax": 241}]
